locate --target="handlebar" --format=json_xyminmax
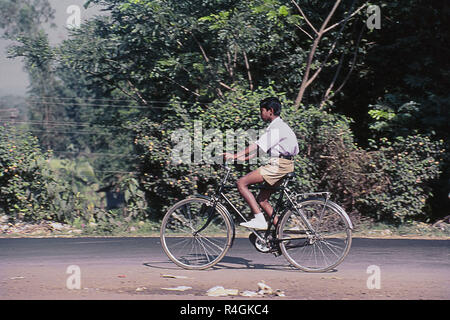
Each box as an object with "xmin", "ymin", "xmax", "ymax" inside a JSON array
[{"xmin": 209, "ymin": 155, "xmax": 233, "ymax": 172}]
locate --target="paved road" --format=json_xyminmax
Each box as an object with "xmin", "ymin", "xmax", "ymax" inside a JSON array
[{"xmin": 1, "ymin": 237, "xmax": 449, "ymax": 299}]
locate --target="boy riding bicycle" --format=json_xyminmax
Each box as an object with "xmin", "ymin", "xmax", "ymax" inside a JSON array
[{"xmin": 223, "ymin": 97, "xmax": 299, "ymax": 230}]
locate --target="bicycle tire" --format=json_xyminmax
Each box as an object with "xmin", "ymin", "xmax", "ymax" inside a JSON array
[
  {"xmin": 160, "ymin": 197, "xmax": 233, "ymax": 270},
  {"xmin": 277, "ymin": 199, "xmax": 352, "ymax": 272}
]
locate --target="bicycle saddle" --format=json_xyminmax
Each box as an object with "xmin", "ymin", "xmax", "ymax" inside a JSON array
[{"xmin": 285, "ymin": 172, "xmax": 296, "ymax": 179}]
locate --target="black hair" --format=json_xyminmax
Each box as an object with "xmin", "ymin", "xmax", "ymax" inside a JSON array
[{"xmin": 260, "ymin": 97, "xmax": 282, "ymax": 116}]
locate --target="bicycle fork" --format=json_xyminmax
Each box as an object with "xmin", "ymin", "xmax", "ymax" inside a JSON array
[{"xmin": 192, "ymin": 202, "xmax": 217, "ymax": 236}]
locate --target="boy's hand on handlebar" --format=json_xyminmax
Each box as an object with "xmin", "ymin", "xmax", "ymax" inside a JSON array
[
  {"xmin": 222, "ymin": 153, "xmax": 235, "ymax": 161},
  {"xmin": 222, "ymin": 152, "xmax": 253, "ymax": 162}
]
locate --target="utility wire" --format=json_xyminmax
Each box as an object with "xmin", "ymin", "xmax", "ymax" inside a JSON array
[
  {"xmin": 51, "ymin": 150, "xmax": 137, "ymax": 158},
  {"xmin": 0, "ymin": 119, "xmax": 124, "ymax": 129},
  {"xmin": 31, "ymin": 96, "xmax": 199, "ymax": 105},
  {"xmin": 26, "ymin": 98, "xmax": 203, "ymax": 109},
  {"xmin": 8, "ymin": 127, "xmax": 130, "ymax": 135},
  {"xmin": 28, "ymin": 100, "xmax": 165, "ymax": 109}
]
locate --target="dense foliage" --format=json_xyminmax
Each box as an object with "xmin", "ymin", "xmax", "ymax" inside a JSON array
[
  {"xmin": 1, "ymin": 0, "xmax": 448, "ymax": 230},
  {"xmin": 0, "ymin": 125, "xmax": 71, "ymax": 222},
  {"xmin": 131, "ymin": 87, "xmax": 443, "ymax": 224}
]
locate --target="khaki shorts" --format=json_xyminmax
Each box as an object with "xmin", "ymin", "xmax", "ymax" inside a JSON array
[{"xmin": 258, "ymin": 158, "xmax": 294, "ymax": 186}]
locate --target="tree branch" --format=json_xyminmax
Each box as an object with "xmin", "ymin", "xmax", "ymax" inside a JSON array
[
  {"xmin": 320, "ymin": 23, "xmax": 365, "ymax": 107},
  {"xmin": 291, "ymin": 0, "xmax": 318, "ymax": 35},
  {"xmin": 83, "ymin": 69, "xmax": 144, "ymax": 103},
  {"xmin": 295, "ymin": 24, "xmax": 314, "ymax": 40},
  {"xmin": 319, "ymin": 0, "xmax": 343, "ymax": 34},
  {"xmin": 190, "ymin": 30, "xmax": 235, "ymax": 95},
  {"xmin": 332, "ymin": 25, "xmax": 364, "ymax": 94},
  {"xmin": 323, "ymin": 3, "xmax": 367, "ymax": 33},
  {"xmin": 303, "ymin": 0, "xmax": 353, "ymax": 91},
  {"xmin": 103, "ymin": 58, "xmax": 149, "ymax": 105},
  {"xmin": 320, "ymin": 51, "xmax": 345, "ymax": 108},
  {"xmin": 294, "ymin": 0, "xmax": 369, "ymax": 109},
  {"xmin": 219, "ymin": 81, "xmax": 236, "ymax": 91},
  {"xmin": 126, "ymin": 80, "xmax": 148, "ymax": 105},
  {"xmin": 189, "ymin": 30, "xmax": 210, "ymax": 63},
  {"xmin": 242, "ymin": 51, "xmax": 254, "ymax": 90},
  {"xmin": 156, "ymin": 72, "xmax": 201, "ymax": 97},
  {"xmin": 294, "ymin": 0, "xmax": 343, "ymax": 108}
]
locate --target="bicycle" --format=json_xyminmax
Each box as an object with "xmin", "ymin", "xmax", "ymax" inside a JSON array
[{"xmin": 160, "ymin": 164, "xmax": 353, "ymax": 272}]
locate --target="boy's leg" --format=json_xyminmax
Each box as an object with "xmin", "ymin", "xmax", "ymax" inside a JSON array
[
  {"xmin": 236, "ymin": 169, "xmax": 265, "ymax": 215},
  {"xmin": 256, "ymin": 186, "xmax": 274, "ymax": 216},
  {"xmin": 256, "ymin": 180, "xmax": 283, "ymax": 225},
  {"xmin": 236, "ymin": 169, "xmax": 270, "ymax": 229}
]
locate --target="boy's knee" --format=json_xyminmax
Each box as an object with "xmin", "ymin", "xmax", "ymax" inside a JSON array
[
  {"xmin": 257, "ymin": 196, "xmax": 268, "ymax": 206},
  {"xmin": 237, "ymin": 179, "xmax": 252, "ymax": 194}
]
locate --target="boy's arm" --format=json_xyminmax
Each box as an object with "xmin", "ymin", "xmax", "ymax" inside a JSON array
[{"xmin": 223, "ymin": 143, "xmax": 258, "ymax": 161}]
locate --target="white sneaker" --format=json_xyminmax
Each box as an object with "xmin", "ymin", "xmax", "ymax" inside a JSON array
[{"xmin": 240, "ymin": 218, "xmax": 268, "ymax": 230}]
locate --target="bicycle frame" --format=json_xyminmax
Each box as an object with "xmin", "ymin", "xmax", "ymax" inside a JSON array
[
  {"xmin": 205, "ymin": 165, "xmax": 305, "ymax": 244},
  {"xmin": 194, "ymin": 164, "xmax": 348, "ymax": 248}
]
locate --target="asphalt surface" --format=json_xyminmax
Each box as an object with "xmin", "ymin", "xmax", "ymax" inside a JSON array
[{"xmin": 1, "ymin": 237, "xmax": 449, "ymax": 299}]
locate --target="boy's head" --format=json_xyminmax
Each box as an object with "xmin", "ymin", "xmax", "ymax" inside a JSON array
[{"xmin": 259, "ymin": 97, "xmax": 281, "ymax": 121}]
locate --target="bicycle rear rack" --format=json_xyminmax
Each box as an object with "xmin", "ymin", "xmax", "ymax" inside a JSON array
[{"xmin": 287, "ymin": 190, "xmax": 331, "ymax": 201}]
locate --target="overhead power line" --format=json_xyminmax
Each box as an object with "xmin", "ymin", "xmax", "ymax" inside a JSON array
[
  {"xmin": 33, "ymin": 96, "xmax": 198, "ymax": 105},
  {"xmin": 28, "ymin": 100, "xmax": 163, "ymax": 109},
  {"xmin": 0, "ymin": 119, "xmax": 124, "ymax": 129},
  {"xmin": 7, "ymin": 127, "xmax": 130, "ymax": 135},
  {"xmin": 26, "ymin": 97, "xmax": 204, "ymax": 109},
  {"xmin": 51, "ymin": 150, "xmax": 137, "ymax": 158}
]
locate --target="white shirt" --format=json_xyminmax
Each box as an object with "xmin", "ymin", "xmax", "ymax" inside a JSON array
[{"xmin": 255, "ymin": 117, "xmax": 299, "ymax": 157}]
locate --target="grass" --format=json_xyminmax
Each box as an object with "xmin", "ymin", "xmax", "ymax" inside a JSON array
[
  {"xmin": 352, "ymin": 221, "xmax": 450, "ymax": 239},
  {"xmin": 1, "ymin": 217, "xmax": 449, "ymax": 239},
  {"xmin": 82, "ymin": 219, "xmax": 450, "ymax": 239}
]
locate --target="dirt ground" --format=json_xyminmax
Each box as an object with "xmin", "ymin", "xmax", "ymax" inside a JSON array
[
  {"xmin": 1, "ymin": 233, "xmax": 449, "ymax": 300},
  {"xmin": 2, "ymin": 255, "xmax": 448, "ymax": 300}
]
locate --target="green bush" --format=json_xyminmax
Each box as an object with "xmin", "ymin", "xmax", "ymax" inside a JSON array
[
  {"xmin": 3, "ymin": 89, "xmax": 441, "ymax": 228},
  {"xmin": 358, "ymin": 135, "xmax": 443, "ymax": 223},
  {"xmin": 47, "ymin": 158, "xmax": 148, "ymax": 229},
  {"xmin": 282, "ymin": 103, "xmax": 358, "ymax": 197},
  {"xmin": 130, "ymin": 86, "xmax": 358, "ymax": 220},
  {"xmin": 131, "ymin": 86, "xmax": 444, "ymax": 226},
  {"xmin": 0, "ymin": 125, "xmax": 56, "ymax": 221},
  {"xmin": 0, "ymin": 125, "xmax": 93, "ymax": 223},
  {"xmin": 129, "ymin": 87, "xmax": 281, "ymax": 219}
]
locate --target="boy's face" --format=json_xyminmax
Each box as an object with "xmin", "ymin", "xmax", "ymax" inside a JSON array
[{"xmin": 260, "ymin": 107, "xmax": 273, "ymax": 122}]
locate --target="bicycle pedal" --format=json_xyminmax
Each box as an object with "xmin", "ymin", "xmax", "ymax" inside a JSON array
[
  {"xmin": 271, "ymin": 249, "xmax": 282, "ymax": 257},
  {"xmin": 249, "ymin": 233, "xmax": 270, "ymax": 253}
]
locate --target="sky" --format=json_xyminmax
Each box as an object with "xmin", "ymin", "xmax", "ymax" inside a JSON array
[{"xmin": 0, "ymin": 0, "xmax": 104, "ymax": 97}]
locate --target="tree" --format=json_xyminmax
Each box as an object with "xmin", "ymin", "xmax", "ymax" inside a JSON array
[
  {"xmin": 290, "ymin": 0, "xmax": 368, "ymax": 108},
  {"xmin": 5, "ymin": 0, "xmax": 447, "ymax": 224},
  {"xmin": 360, "ymin": 0, "xmax": 450, "ymax": 219},
  {"xmin": 0, "ymin": 0, "xmax": 54, "ymax": 38},
  {"xmin": 73, "ymin": 0, "xmax": 301, "ymax": 103}
]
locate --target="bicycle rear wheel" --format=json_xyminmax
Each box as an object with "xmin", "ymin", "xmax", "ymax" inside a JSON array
[
  {"xmin": 278, "ymin": 199, "xmax": 352, "ymax": 272},
  {"xmin": 160, "ymin": 197, "xmax": 233, "ymax": 270}
]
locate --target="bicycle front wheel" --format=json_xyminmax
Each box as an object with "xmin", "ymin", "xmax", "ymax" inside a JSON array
[
  {"xmin": 160, "ymin": 197, "xmax": 233, "ymax": 270},
  {"xmin": 278, "ymin": 199, "xmax": 352, "ymax": 272}
]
